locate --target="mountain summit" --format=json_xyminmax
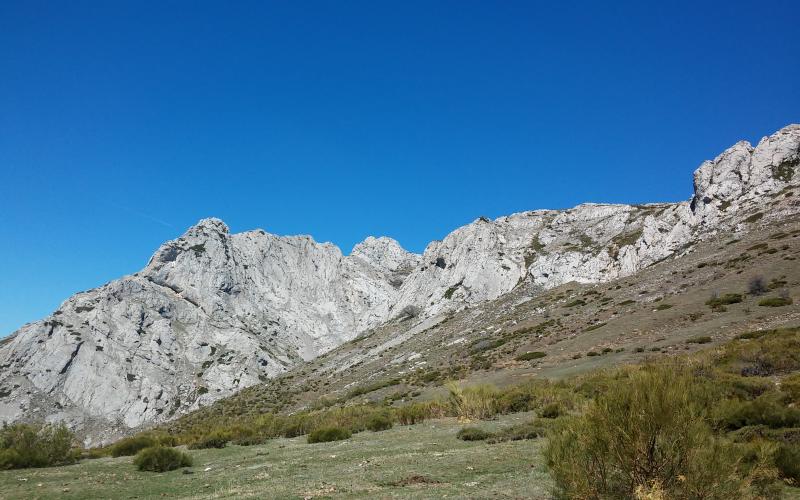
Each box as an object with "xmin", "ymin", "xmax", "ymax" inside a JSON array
[{"xmin": 1, "ymin": 125, "xmax": 798, "ymax": 444}]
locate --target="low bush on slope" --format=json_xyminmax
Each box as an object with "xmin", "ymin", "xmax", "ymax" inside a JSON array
[
  {"xmin": 546, "ymin": 326, "xmax": 800, "ymax": 497},
  {"xmin": 0, "ymin": 423, "xmax": 78, "ymax": 470},
  {"xmin": 109, "ymin": 432, "xmax": 177, "ymax": 457},
  {"xmin": 89, "ymin": 326, "xmax": 800, "ymax": 494},
  {"xmin": 140, "ymin": 377, "xmax": 578, "ymax": 449},
  {"xmin": 133, "ymin": 446, "xmax": 192, "ymax": 472},
  {"xmin": 546, "ymin": 363, "xmax": 778, "ymax": 499},
  {"xmin": 307, "ymin": 426, "xmax": 351, "ymax": 444}
]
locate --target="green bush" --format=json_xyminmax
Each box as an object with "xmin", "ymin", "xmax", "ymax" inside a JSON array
[
  {"xmin": 307, "ymin": 426, "xmax": 351, "ymax": 444},
  {"xmin": 365, "ymin": 414, "xmax": 393, "ymax": 432},
  {"xmin": 487, "ymin": 421, "xmax": 546, "ymax": 443},
  {"xmin": 515, "ymin": 351, "xmax": 546, "ymax": 361},
  {"xmin": 280, "ymin": 418, "xmax": 310, "ymax": 438},
  {"xmin": 688, "ymin": 336, "xmax": 712, "ymax": 344},
  {"xmin": 80, "ymin": 448, "xmax": 107, "ymax": 460},
  {"xmin": 456, "ymin": 427, "xmax": 492, "ymax": 441},
  {"xmin": 537, "ymin": 402, "xmax": 562, "ymax": 419},
  {"xmin": 133, "ymin": 446, "xmax": 192, "ymax": 472},
  {"xmin": 706, "ymin": 293, "xmax": 743, "ymax": 311},
  {"xmin": 230, "ymin": 435, "xmax": 268, "ymax": 446},
  {"xmin": 493, "ymin": 380, "xmax": 577, "ymax": 416},
  {"xmin": 110, "ymin": 435, "xmax": 158, "ymax": 457},
  {"xmin": 0, "ymin": 423, "xmax": 77, "ymax": 470},
  {"xmin": 446, "ymin": 382, "xmax": 499, "ymax": 420},
  {"xmin": 775, "ymin": 444, "xmax": 800, "ymax": 483},
  {"xmin": 188, "ymin": 430, "xmax": 230, "ymax": 449},
  {"xmin": 395, "ymin": 403, "xmax": 438, "ymax": 425},
  {"xmin": 545, "ymin": 364, "xmax": 768, "ymax": 498},
  {"xmin": 758, "ymin": 297, "xmax": 793, "ymax": 307},
  {"xmin": 714, "ymin": 394, "xmax": 800, "ymax": 430}
]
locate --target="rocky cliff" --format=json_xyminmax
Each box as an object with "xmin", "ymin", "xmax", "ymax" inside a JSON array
[{"xmin": 1, "ymin": 124, "xmax": 798, "ymax": 444}]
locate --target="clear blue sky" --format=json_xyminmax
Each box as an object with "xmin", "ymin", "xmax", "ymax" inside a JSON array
[{"xmin": 1, "ymin": 1, "xmax": 798, "ymax": 336}]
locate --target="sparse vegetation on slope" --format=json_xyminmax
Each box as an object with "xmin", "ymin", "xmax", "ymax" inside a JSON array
[{"xmin": 3, "ymin": 327, "xmax": 800, "ymax": 498}]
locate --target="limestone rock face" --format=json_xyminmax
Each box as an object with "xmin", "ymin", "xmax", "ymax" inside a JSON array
[
  {"xmin": 1, "ymin": 124, "xmax": 798, "ymax": 444},
  {"xmin": 692, "ymin": 124, "xmax": 800, "ymax": 226}
]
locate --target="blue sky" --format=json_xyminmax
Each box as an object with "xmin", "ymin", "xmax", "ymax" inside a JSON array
[{"xmin": 1, "ymin": 1, "xmax": 798, "ymax": 336}]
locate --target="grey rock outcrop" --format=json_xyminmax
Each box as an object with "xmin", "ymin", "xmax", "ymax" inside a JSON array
[{"xmin": 1, "ymin": 124, "xmax": 798, "ymax": 444}]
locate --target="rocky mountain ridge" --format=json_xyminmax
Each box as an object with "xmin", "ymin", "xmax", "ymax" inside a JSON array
[{"xmin": 1, "ymin": 124, "xmax": 798, "ymax": 444}]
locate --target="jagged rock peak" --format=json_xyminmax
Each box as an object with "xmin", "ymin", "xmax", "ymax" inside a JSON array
[
  {"xmin": 692, "ymin": 124, "xmax": 799, "ymax": 221},
  {"xmin": 351, "ymin": 236, "xmax": 419, "ymax": 273},
  {"xmin": 187, "ymin": 217, "xmax": 230, "ymax": 235}
]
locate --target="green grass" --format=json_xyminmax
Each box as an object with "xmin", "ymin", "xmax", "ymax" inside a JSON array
[
  {"xmin": 0, "ymin": 414, "xmax": 552, "ymax": 499},
  {"xmin": 759, "ymin": 297, "xmax": 793, "ymax": 307},
  {"xmin": 706, "ymin": 293, "xmax": 743, "ymax": 311},
  {"xmin": 515, "ymin": 351, "xmax": 547, "ymax": 361}
]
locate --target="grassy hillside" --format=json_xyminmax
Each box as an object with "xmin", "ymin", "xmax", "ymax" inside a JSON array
[
  {"xmin": 165, "ymin": 218, "xmax": 800, "ymax": 431},
  {"xmin": 3, "ymin": 326, "xmax": 800, "ymax": 498},
  {"xmin": 3, "ymin": 212, "xmax": 800, "ymax": 497},
  {"xmin": 1, "ymin": 413, "xmax": 552, "ymax": 499}
]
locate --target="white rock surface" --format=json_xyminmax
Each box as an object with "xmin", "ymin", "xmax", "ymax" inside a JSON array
[{"xmin": 1, "ymin": 124, "xmax": 798, "ymax": 444}]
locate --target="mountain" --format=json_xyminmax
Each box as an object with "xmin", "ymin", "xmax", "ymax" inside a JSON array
[{"xmin": 1, "ymin": 125, "xmax": 798, "ymax": 444}]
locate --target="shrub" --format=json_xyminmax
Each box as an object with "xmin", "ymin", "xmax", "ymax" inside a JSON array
[
  {"xmin": 784, "ymin": 373, "xmax": 800, "ymax": 404},
  {"xmin": 494, "ymin": 380, "xmax": 577, "ymax": 416},
  {"xmin": 714, "ymin": 394, "xmax": 800, "ymax": 430},
  {"xmin": 307, "ymin": 426, "xmax": 351, "ymax": 444},
  {"xmin": 231, "ymin": 434, "xmax": 267, "ymax": 446},
  {"xmin": 446, "ymin": 382, "xmax": 498, "ymax": 420},
  {"xmin": 706, "ymin": 293, "xmax": 743, "ymax": 310},
  {"xmin": 456, "ymin": 427, "xmax": 492, "ymax": 441},
  {"xmin": 748, "ymin": 276, "xmax": 768, "ymax": 296},
  {"xmin": 366, "ymin": 414, "xmax": 393, "ymax": 432},
  {"xmin": 397, "ymin": 305, "xmax": 420, "ymax": 320},
  {"xmin": 515, "ymin": 351, "xmax": 546, "ymax": 361},
  {"xmin": 775, "ymin": 444, "xmax": 800, "ymax": 483},
  {"xmin": 280, "ymin": 418, "xmax": 311, "ymax": 438},
  {"xmin": 80, "ymin": 448, "xmax": 107, "ymax": 460},
  {"xmin": 487, "ymin": 421, "xmax": 546, "ymax": 443},
  {"xmin": 0, "ymin": 423, "xmax": 77, "ymax": 469},
  {"xmin": 188, "ymin": 430, "xmax": 230, "ymax": 449},
  {"xmin": 395, "ymin": 402, "xmax": 438, "ymax": 425},
  {"xmin": 586, "ymin": 351, "xmax": 600, "ymax": 357},
  {"xmin": 133, "ymin": 446, "xmax": 192, "ymax": 472},
  {"xmin": 545, "ymin": 363, "xmax": 767, "ymax": 499},
  {"xmin": 688, "ymin": 336, "xmax": 712, "ymax": 344},
  {"xmin": 655, "ymin": 303, "xmax": 673, "ymax": 311},
  {"xmin": 758, "ymin": 297, "xmax": 793, "ymax": 307},
  {"xmin": 346, "ymin": 377, "xmax": 402, "ymax": 399},
  {"xmin": 111, "ymin": 435, "xmax": 158, "ymax": 457},
  {"xmin": 538, "ymin": 402, "xmax": 562, "ymax": 419}
]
